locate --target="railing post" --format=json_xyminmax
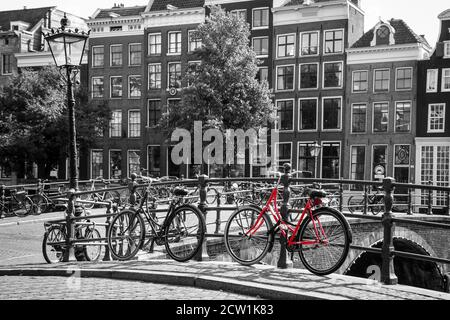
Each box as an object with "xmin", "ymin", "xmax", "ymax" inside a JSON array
[
  {"xmin": 0, "ymin": 185, "xmax": 5, "ymax": 218},
  {"xmin": 128, "ymin": 174, "xmax": 139, "ymax": 206},
  {"xmin": 62, "ymin": 189, "xmax": 76, "ymax": 262},
  {"xmin": 407, "ymin": 188, "xmax": 413, "ymax": 216},
  {"xmin": 102, "ymin": 201, "xmax": 113, "ymax": 261},
  {"xmin": 339, "ymin": 180, "xmax": 343, "ymax": 212},
  {"xmin": 381, "ymin": 177, "xmax": 398, "ymax": 285},
  {"xmin": 194, "ymin": 174, "xmax": 209, "ymax": 261},
  {"xmin": 35, "ymin": 179, "xmax": 42, "ymax": 215},
  {"xmin": 214, "ymin": 191, "xmax": 222, "ymax": 234},
  {"xmin": 363, "ymin": 185, "xmax": 368, "ymax": 215},
  {"xmin": 427, "ymin": 181, "xmax": 433, "ymax": 215},
  {"xmin": 278, "ymin": 163, "xmax": 293, "ymax": 269}
]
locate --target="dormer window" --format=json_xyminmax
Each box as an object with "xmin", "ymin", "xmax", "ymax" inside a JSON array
[
  {"xmin": 110, "ymin": 26, "xmax": 122, "ymax": 32},
  {"xmin": 376, "ymin": 26, "xmax": 390, "ymax": 45}
]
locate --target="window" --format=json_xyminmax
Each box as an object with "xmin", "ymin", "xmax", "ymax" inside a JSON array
[
  {"xmin": 322, "ymin": 97, "xmax": 342, "ymax": 130},
  {"xmin": 2, "ymin": 54, "xmax": 12, "ymax": 74},
  {"xmin": 257, "ymin": 67, "xmax": 268, "ymax": 83},
  {"xmin": 92, "ymin": 77, "xmax": 104, "ymax": 98},
  {"xmin": 92, "ymin": 46, "xmax": 104, "ymax": 67},
  {"xmin": 396, "ymin": 67, "xmax": 412, "ymax": 90},
  {"xmin": 300, "ymin": 31, "xmax": 319, "ymax": 56},
  {"xmin": 188, "ymin": 30, "xmax": 202, "ymax": 52},
  {"xmin": 129, "ymin": 43, "xmax": 142, "ymax": 66},
  {"xmin": 91, "ymin": 150, "xmax": 103, "ymax": 179},
  {"xmin": 395, "ymin": 101, "xmax": 411, "ymax": 133},
  {"xmin": 276, "ymin": 100, "xmax": 294, "ymax": 131},
  {"xmin": 298, "ymin": 143, "xmax": 317, "ymax": 178},
  {"xmin": 148, "ymin": 64, "xmax": 162, "ymax": 89},
  {"xmin": 149, "ymin": 33, "xmax": 161, "ymax": 56},
  {"xmin": 148, "ymin": 146, "xmax": 161, "ymax": 177},
  {"xmin": 252, "ymin": 8, "xmax": 269, "ymax": 29},
  {"xmin": 324, "ymin": 29, "xmax": 343, "ymax": 54},
  {"xmin": 299, "ymin": 99, "xmax": 317, "ymax": 131},
  {"xmin": 128, "ymin": 110, "xmax": 141, "ymax": 138},
  {"xmin": 299, "ymin": 63, "xmax": 318, "ymax": 89},
  {"xmin": 128, "ymin": 75, "xmax": 141, "ymax": 98},
  {"xmin": 373, "ymin": 102, "xmax": 389, "ymax": 132},
  {"xmin": 110, "ymin": 26, "xmax": 122, "ymax": 32},
  {"xmin": 376, "ymin": 26, "xmax": 390, "ymax": 46},
  {"xmin": 168, "ymin": 62, "xmax": 182, "ymax": 89},
  {"xmin": 168, "ymin": 31, "xmax": 182, "ymax": 54},
  {"xmin": 128, "ymin": 150, "xmax": 141, "ymax": 177},
  {"xmin": 442, "ymin": 69, "xmax": 450, "ymax": 92},
  {"xmin": 428, "ymin": 103, "xmax": 446, "ymax": 133},
  {"xmin": 110, "ymin": 76, "xmax": 123, "ymax": 98},
  {"xmin": 350, "ymin": 146, "xmax": 365, "ymax": 184},
  {"xmin": 276, "ymin": 65, "xmax": 294, "ymax": 91},
  {"xmin": 323, "ymin": 62, "xmax": 343, "ymax": 88},
  {"xmin": 352, "ymin": 70, "xmax": 368, "ymax": 92},
  {"xmin": 253, "ymin": 37, "xmax": 269, "ymax": 57},
  {"xmin": 374, "ymin": 69, "xmax": 390, "ymax": 92},
  {"xmin": 148, "ymin": 100, "xmax": 161, "ymax": 127},
  {"xmin": 351, "ymin": 104, "xmax": 367, "ymax": 133},
  {"xmin": 167, "ymin": 99, "xmax": 181, "ymax": 110},
  {"xmin": 426, "ymin": 69, "xmax": 438, "ymax": 92},
  {"xmin": 420, "ymin": 146, "xmax": 450, "ymax": 206},
  {"xmin": 275, "ymin": 143, "xmax": 292, "ymax": 167},
  {"xmin": 109, "ymin": 150, "xmax": 122, "ymax": 179},
  {"xmin": 372, "ymin": 145, "xmax": 387, "ymax": 181},
  {"xmin": 321, "ymin": 142, "xmax": 340, "ymax": 179},
  {"xmin": 277, "ymin": 34, "xmax": 295, "ymax": 58},
  {"xmin": 394, "ymin": 145, "xmax": 410, "ymax": 184},
  {"xmin": 110, "ymin": 110, "xmax": 122, "ymax": 137},
  {"xmin": 110, "ymin": 45, "xmax": 122, "ymax": 66},
  {"xmin": 230, "ymin": 9, "xmax": 246, "ymax": 21},
  {"xmin": 444, "ymin": 41, "xmax": 450, "ymax": 58}
]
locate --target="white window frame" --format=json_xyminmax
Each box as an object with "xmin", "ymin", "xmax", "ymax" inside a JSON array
[
  {"xmin": 1, "ymin": 54, "xmax": 13, "ymax": 75},
  {"xmin": 442, "ymin": 68, "xmax": 450, "ymax": 92},
  {"xmin": 252, "ymin": 36, "xmax": 269, "ymax": 58},
  {"xmin": 257, "ymin": 66, "xmax": 269, "ymax": 83},
  {"xmin": 167, "ymin": 31, "xmax": 182, "ymax": 55},
  {"xmin": 188, "ymin": 30, "xmax": 202, "ymax": 53},
  {"xmin": 128, "ymin": 75, "xmax": 141, "ymax": 99},
  {"xmin": 108, "ymin": 149, "xmax": 122, "ymax": 179},
  {"xmin": 110, "ymin": 76, "xmax": 123, "ymax": 99},
  {"xmin": 299, "ymin": 62, "xmax": 319, "ymax": 90},
  {"xmin": 148, "ymin": 33, "xmax": 162, "ymax": 56},
  {"xmin": 297, "ymin": 141, "xmax": 318, "ymax": 178},
  {"xmin": 444, "ymin": 41, "xmax": 450, "ymax": 58},
  {"xmin": 147, "ymin": 99, "xmax": 161, "ymax": 128},
  {"xmin": 109, "ymin": 110, "xmax": 122, "ymax": 138},
  {"xmin": 349, "ymin": 144, "xmax": 366, "ymax": 182},
  {"xmin": 298, "ymin": 97, "xmax": 318, "ymax": 132},
  {"xmin": 127, "ymin": 150, "xmax": 141, "ymax": 178},
  {"xmin": 371, "ymin": 144, "xmax": 389, "ymax": 181},
  {"xmin": 299, "ymin": 30, "xmax": 320, "ymax": 57},
  {"xmin": 128, "ymin": 43, "xmax": 142, "ymax": 66},
  {"xmin": 427, "ymin": 103, "xmax": 446, "ymax": 133},
  {"xmin": 127, "ymin": 109, "xmax": 141, "ymax": 138},
  {"xmin": 275, "ymin": 64, "xmax": 295, "ymax": 92},
  {"xmin": 323, "ymin": 28, "xmax": 344, "ymax": 55},
  {"xmin": 252, "ymin": 7, "xmax": 269, "ymax": 30},
  {"xmin": 393, "ymin": 144, "xmax": 411, "ymax": 174},
  {"xmin": 109, "ymin": 44, "xmax": 123, "ymax": 67},
  {"xmin": 167, "ymin": 61, "xmax": 182, "ymax": 89},
  {"xmin": 372, "ymin": 101, "xmax": 390, "ymax": 133},
  {"xmin": 394, "ymin": 100, "xmax": 412, "ymax": 133},
  {"xmin": 321, "ymin": 96, "xmax": 343, "ymax": 132},
  {"xmin": 352, "ymin": 70, "xmax": 369, "ymax": 93},
  {"xmin": 320, "ymin": 141, "xmax": 341, "ymax": 179},
  {"xmin": 373, "ymin": 68, "xmax": 390, "ymax": 93},
  {"xmin": 91, "ymin": 45, "xmax": 104, "ymax": 68},
  {"xmin": 230, "ymin": 9, "xmax": 247, "ymax": 21},
  {"xmin": 395, "ymin": 67, "xmax": 413, "ymax": 91},
  {"xmin": 322, "ymin": 61, "xmax": 344, "ymax": 89},
  {"xmin": 274, "ymin": 142, "xmax": 293, "ymax": 166},
  {"xmin": 276, "ymin": 33, "xmax": 296, "ymax": 59},
  {"xmin": 90, "ymin": 149, "xmax": 104, "ymax": 179},
  {"xmin": 147, "ymin": 144, "xmax": 162, "ymax": 176},
  {"xmin": 350, "ymin": 103, "xmax": 368, "ymax": 134},
  {"xmin": 426, "ymin": 69, "xmax": 439, "ymax": 93},
  {"xmin": 91, "ymin": 76, "xmax": 104, "ymax": 99},
  {"xmin": 275, "ymin": 99, "xmax": 295, "ymax": 133},
  {"xmin": 148, "ymin": 63, "xmax": 162, "ymax": 90}
]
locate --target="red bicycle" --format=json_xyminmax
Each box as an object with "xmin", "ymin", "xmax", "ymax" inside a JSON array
[{"xmin": 224, "ymin": 166, "xmax": 352, "ymax": 275}]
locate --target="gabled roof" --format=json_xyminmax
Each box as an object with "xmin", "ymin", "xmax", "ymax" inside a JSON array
[
  {"xmin": 0, "ymin": 6, "xmax": 54, "ymax": 32},
  {"xmin": 351, "ymin": 19, "xmax": 430, "ymax": 48},
  {"xmin": 149, "ymin": 0, "xmax": 205, "ymax": 11},
  {"xmin": 95, "ymin": 6, "xmax": 147, "ymax": 19}
]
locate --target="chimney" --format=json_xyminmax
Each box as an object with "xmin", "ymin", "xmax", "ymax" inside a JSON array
[{"xmin": 23, "ymin": 6, "xmax": 27, "ymax": 10}]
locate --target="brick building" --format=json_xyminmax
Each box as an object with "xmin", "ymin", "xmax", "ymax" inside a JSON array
[
  {"xmin": 416, "ymin": 9, "xmax": 450, "ymax": 211},
  {"xmin": 345, "ymin": 19, "xmax": 432, "ymax": 186}
]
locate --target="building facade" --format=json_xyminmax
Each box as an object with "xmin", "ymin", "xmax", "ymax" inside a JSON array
[
  {"xmin": 345, "ymin": 19, "xmax": 431, "ymax": 187},
  {"xmin": 416, "ymin": 9, "xmax": 450, "ymax": 211}
]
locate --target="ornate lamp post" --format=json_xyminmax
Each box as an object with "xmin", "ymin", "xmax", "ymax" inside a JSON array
[
  {"xmin": 309, "ymin": 141, "xmax": 322, "ymax": 178},
  {"xmin": 44, "ymin": 14, "xmax": 89, "ymax": 191}
]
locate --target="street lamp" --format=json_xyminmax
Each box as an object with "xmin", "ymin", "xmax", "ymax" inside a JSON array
[
  {"xmin": 309, "ymin": 141, "xmax": 322, "ymax": 178},
  {"xmin": 44, "ymin": 14, "xmax": 89, "ymax": 191}
]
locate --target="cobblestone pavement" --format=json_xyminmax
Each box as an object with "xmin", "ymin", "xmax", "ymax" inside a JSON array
[{"xmin": 0, "ymin": 275, "xmax": 261, "ymax": 300}]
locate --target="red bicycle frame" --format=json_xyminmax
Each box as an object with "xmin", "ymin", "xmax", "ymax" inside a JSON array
[{"xmin": 245, "ymin": 182, "xmax": 330, "ymax": 247}]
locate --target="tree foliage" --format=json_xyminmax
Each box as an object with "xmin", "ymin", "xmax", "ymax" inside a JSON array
[
  {"xmin": 160, "ymin": 5, "xmax": 275, "ymax": 134},
  {"xmin": 0, "ymin": 66, "xmax": 110, "ymax": 177}
]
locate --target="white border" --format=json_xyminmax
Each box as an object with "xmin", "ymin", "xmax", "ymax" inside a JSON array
[
  {"xmin": 275, "ymin": 99, "xmax": 295, "ymax": 132},
  {"xmin": 321, "ymin": 96, "xmax": 343, "ymax": 131},
  {"xmin": 298, "ymin": 97, "xmax": 318, "ymax": 132},
  {"xmin": 350, "ymin": 103, "xmax": 367, "ymax": 134}
]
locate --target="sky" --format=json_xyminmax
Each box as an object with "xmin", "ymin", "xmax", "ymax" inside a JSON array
[{"xmin": 2, "ymin": 0, "xmax": 448, "ymax": 45}]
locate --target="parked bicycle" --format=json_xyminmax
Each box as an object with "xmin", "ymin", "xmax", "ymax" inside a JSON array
[
  {"xmin": 81, "ymin": 179, "xmax": 122, "ymax": 209},
  {"xmin": 0, "ymin": 185, "xmax": 34, "ymax": 218},
  {"xmin": 347, "ymin": 186, "xmax": 384, "ymax": 215},
  {"xmin": 42, "ymin": 206, "xmax": 104, "ymax": 263},
  {"xmin": 224, "ymin": 165, "xmax": 352, "ymax": 275},
  {"xmin": 106, "ymin": 174, "xmax": 206, "ymax": 262}
]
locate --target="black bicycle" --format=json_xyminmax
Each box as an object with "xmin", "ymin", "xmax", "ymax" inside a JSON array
[
  {"xmin": 0, "ymin": 187, "xmax": 34, "ymax": 218},
  {"xmin": 106, "ymin": 175, "xmax": 206, "ymax": 262},
  {"xmin": 347, "ymin": 187, "xmax": 385, "ymax": 215}
]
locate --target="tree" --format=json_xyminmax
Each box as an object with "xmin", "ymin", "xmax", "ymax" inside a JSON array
[
  {"xmin": 0, "ymin": 66, "xmax": 110, "ymax": 179},
  {"xmin": 160, "ymin": 5, "xmax": 275, "ymax": 133}
]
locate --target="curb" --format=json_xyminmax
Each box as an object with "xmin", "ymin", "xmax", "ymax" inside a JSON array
[{"xmin": 0, "ymin": 267, "xmax": 337, "ymax": 300}]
